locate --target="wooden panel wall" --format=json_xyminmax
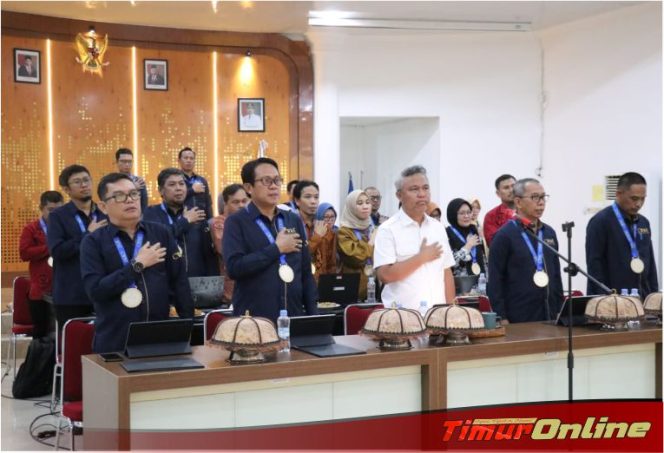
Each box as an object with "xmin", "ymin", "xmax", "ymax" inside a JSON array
[{"xmin": 1, "ymin": 12, "xmax": 312, "ymax": 278}]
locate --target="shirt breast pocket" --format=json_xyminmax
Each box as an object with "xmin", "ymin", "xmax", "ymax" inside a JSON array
[{"xmin": 395, "ymin": 236, "xmax": 420, "ymax": 260}]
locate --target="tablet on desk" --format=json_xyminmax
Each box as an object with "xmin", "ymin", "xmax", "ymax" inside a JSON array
[{"xmin": 124, "ymin": 319, "xmax": 194, "ymax": 359}]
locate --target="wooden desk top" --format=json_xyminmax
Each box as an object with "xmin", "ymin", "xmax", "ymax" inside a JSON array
[{"xmin": 82, "ymin": 322, "xmax": 661, "ymax": 395}]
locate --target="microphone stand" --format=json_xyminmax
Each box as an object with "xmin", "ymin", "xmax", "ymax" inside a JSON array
[{"xmin": 520, "ymin": 220, "xmax": 612, "ymax": 402}]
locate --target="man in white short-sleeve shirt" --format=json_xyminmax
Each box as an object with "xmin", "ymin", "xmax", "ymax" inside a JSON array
[{"xmin": 374, "ymin": 165, "xmax": 455, "ymax": 309}]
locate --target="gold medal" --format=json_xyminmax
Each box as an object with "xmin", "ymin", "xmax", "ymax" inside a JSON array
[
  {"xmin": 471, "ymin": 262, "xmax": 481, "ymax": 275},
  {"xmin": 279, "ymin": 264, "xmax": 295, "ymax": 283},
  {"xmin": 364, "ymin": 265, "xmax": 373, "ymax": 276},
  {"xmin": 533, "ymin": 271, "xmax": 549, "ymax": 288},
  {"xmin": 121, "ymin": 287, "xmax": 143, "ymax": 308},
  {"xmin": 47, "ymin": 257, "xmax": 53, "ymax": 267},
  {"xmin": 630, "ymin": 258, "xmax": 645, "ymax": 274}
]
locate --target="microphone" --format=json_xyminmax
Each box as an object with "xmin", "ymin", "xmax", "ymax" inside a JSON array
[{"xmin": 513, "ymin": 216, "xmax": 533, "ymax": 229}]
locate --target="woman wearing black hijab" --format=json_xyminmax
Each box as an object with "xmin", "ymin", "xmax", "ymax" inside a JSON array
[{"xmin": 445, "ymin": 198, "xmax": 487, "ymax": 277}]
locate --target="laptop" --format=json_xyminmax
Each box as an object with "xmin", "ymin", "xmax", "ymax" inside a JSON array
[
  {"xmin": 124, "ymin": 319, "xmax": 194, "ymax": 359},
  {"xmin": 555, "ymin": 296, "xmax": 595, "ymax": 326},
  {"xmin": 317, "ymin": 274, "xmax": 361, "ymax": 306},
  {"xmin": 121, "ymin": 357, "xmax": 204, "ymax": 373},
  {"xmin": 290, "ymin": 315, "xmax": 366, "ymax": 358}
]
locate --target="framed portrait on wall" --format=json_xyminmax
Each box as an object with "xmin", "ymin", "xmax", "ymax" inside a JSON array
[
  {"xmin": 238, "ymin": 98, "xmax": 265, "ymax": 132},
  {"xmin": 144, "ymin": 59, "xmax": 168, "ymax": 91},
  {"xmin": 14, "ymin": 48, "xmax": 40, "ymax": 84}
]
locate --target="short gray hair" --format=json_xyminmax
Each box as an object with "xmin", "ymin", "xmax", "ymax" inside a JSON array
[
  {"xmin": 513, "ymin": 178, "xmax": 540, "ymax": 197},
  {"xmin": 394, "ymin": 165, "xmax": 427, "ymax": 191}
]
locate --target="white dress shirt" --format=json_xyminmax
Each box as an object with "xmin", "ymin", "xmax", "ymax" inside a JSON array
[{"xmin": 373, "ymin": 208, "xmax": 455, "ymax": 309}]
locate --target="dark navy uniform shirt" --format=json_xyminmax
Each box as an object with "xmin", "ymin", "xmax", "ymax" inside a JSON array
[
  {"xmin": 80, "ymin": 221, "xmax": 193, "ymax": 353},
  {"xmin": 487, "ymin": 220, "xmax": 563, "ymax": 323},
  {"xmin": 184, "ymin": 173, "xmax": 212, "ymax": 220},
  {"xmin": 222, "ymin": 202, "xmax": 318, "ymax": 323},
  {"xmin": 586, "ymin": 205, "xmax": 658, "ymax": 296},
  {"xmin": 143, "ymin": 204, "xmax": 218, "ymax": 277},
  {"xmin": 47, "ymin": 201, "xmax": 106, "ymax": 306}
]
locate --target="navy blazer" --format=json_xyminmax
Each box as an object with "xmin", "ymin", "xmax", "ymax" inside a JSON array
[
  {"xmin": 80, "ymin": 221, "xmax": 193, "ymax": 353},
  {"xmin": 487, "ymin": 220, "xmax": 563, "ymax": 323},
  {"xmin": 143, "ymin": 204, "xmax": 218, "ymax": 277},
  {"xmin": 222, "ymin": 202, "xmax": 318, "ymax": 323},
  {"xmin": 586, "ymin": 205, "xmax": 658, "ymax": 296},
  {"xmin": 184, "ymin": 173, "xmax": 212, "ymax": 220},
  {"xmin": 47, "ymin": 201, "xmax": 106, "ymax": 306}
]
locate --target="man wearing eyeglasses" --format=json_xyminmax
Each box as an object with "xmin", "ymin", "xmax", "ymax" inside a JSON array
[
  {"xmin": 487, "ymin": 178, "xmax": 563, "ymax": 324},
  {"xmin": 365, "ymin": 186, "xmax": 389, "ymax": 226},
  {"xmin": 143, "ymin": 168, "xmax": 218, "ymax": 278},
  {"xmin": 48, "ymin": 165, "xmax": 108, "ymax": 330},
  {"xmin": 115, "ymin": 148, "xmax": 148, "ymax": 210},
  {"xmin": 222, "ymin": 157, "xmax": 318, "ymax": 323},
  {"xmin": 80, "ymin": 173, "xmax": 193, "ymax": 353}
]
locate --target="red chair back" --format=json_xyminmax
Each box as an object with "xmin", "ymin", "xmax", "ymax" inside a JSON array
[
  {"xmin": 62, "ymin": 318, "xmax": 95, "ymax": 403},
  {"xmin": 12, "ymin": 276, "xmax": 32, "ymax": 326},
  {"xmin": 478, "ymin": 295, "xmax": 492, "ymax": 312},
  {"xmin": 205, "ymin": 311, "xmax": 229, "ymax": 341},
  {"xmin": 344, "ymin": 304, "xmax": 384, "ymax": 335}
]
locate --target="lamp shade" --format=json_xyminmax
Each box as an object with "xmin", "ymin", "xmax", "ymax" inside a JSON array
[
  {"xmin": 361, "ymin": 307, "xmax": 426, "ymax": 350},
  {"xmin": 425, "ymin": 304, "xmax": 485, "ymax": 332},
  {"xmin": 210, "ymin": 312, "xmax": 282, "ymax": 363},
  {"xmin": 644, "ymin": 292, "xmax": 662, "ymax": 315},
  {"xmin": 585, "ymin": 294, "xmax": 645, "ymax": 322}
]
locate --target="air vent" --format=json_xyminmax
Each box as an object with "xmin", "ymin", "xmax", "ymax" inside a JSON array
[{"xmin": 605, "ymin": 175, "xmax": 620, "ymax": 200}]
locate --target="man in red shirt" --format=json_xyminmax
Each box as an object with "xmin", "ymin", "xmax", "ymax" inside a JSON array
[
  {"xmin": 19, "ymin": 190, "xmax": 64, "ymax": 337},
  {"xmin": 483, "ymin": 174, "xmax": 516, "ymax": 247}
]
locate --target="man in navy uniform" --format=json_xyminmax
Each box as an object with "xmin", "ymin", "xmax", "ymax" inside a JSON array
[
  {"xmin": 488, "ymin": 178, "xmax": 563, "ymax": 324},
  {"xmin": 222, "ymin": 157, "xmax": 318, "ymax": 322},
  {"xmin": 586, "ymin": 172, "xmax": 658, "ymax": 297},
  {"xmin": 115, "ymin": 148, "xmax": 148, "ymax": 210},
  {"xmin": 143, "ymin": 168, "xmax": 218, "ymax": 277},
  {"xmin": 48, "ymin": 165, "xmax": 107, "ymax": 329},
  {"xmin": 80, "ymin": 173, "xmax": 193, "ymax": 353},
  {"xmin": 178, "ymin": 147, "xmax": 212, "ymax": 219}
]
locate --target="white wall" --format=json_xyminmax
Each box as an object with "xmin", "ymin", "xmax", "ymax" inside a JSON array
[
  {"xmin": 539, "ymin": 2, "xmax": 662, "ymax": 290},
  {"xmin": 340, "ymin": 118, "xmax": 440, "ymax": 216},
  {"xmin": 310, "ymin": 28, "xmax": 543, "ymax": 218},
  {"xmin": 308, "ymin": 2, "xmax": 661, "ymax": 291}
]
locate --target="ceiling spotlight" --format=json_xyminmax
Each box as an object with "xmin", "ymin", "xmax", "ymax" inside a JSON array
[{"xmin": 245, "ymin": 50, "xmax": 252, "ymax": 57}]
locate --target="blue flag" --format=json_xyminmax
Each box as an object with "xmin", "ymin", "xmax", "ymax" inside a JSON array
[{"xmin": 347, "ymin": 171, "xmax": 354, "ymax": 193}]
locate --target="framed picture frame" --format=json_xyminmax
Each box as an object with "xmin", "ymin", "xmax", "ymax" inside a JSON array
[
  {"xmin": 238, "ymin": 98, "xmax": 265, "ymax": 132},
  {"xmin": 14, "ymin": 48, "xmax": 41, "ymax": 84},
  {"xmin": 144, "ymin": 59, "xmax": 168, "ymax": 91}
]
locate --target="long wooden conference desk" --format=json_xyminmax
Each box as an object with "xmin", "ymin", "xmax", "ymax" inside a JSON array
[{"xmin": 82, "ymin": 322, "xmax": 662, "ymax": 450}]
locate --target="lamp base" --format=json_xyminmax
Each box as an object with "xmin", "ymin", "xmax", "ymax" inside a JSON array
[
  {"xmin": 445, "ymin": 331, "xmax": 471, "ymax": 345},
  {"xmin": 378, "ymin": 338, "xmax": 412, "ymax": 351},
  {"xmin": 228, "ymin": 349, "xmax": 266, "ymax": 364}
]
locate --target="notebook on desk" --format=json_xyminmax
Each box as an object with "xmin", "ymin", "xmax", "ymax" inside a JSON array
[{"xmin": 290, "ymin": 315, "xmax": 366, "ymax": 357}]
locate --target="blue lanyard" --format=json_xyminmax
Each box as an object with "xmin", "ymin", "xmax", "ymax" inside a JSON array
[
  {"xmin": 353, "ymin": 228, "xmax": 373, "ymax": 266},
  {"xmin": 187, "ymin": 175, "xmax": 201, "ymax": 185},
  {"xmin": 255, "ymin": 215, "xmax": 287, "ymax": 266},
  {"xmin": 74, "ymin": 212, "xmax": 96, "ymax": 234},
  {"xmin": 514, "ymin": 221, "xmax": 544, "ymax": 271},
  {"xmin": 160, "ymin": 203, "xmax": 181, "ymax": 226},
  {"xmin": 39, "ymin": 218, "xmax": 47, "ymax": 235},
  {"xmin": 449, "ymin": 226, "xmax": 477, "ymax": 263},
  {"xmin": 612, "ymin": 203, "xmax": 639, "ymax": 259},
  {"xmin": 113, "ymin": 231, "xmax": 144, "ymax": 289}
]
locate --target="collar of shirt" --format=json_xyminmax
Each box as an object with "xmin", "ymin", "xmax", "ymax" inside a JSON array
[
  {"xmin": 615, "ymin": 204, "xmax": 639, "ymax": 224},
  {"xmin": 246, "ymin": 201, "xmax": 287, "ymax": 222},
  {"xmin": 395, "ymin": 208, "xmax": 431, "ymax": 227},
  {"xmin": 106, "ymin": 221, "xmax": 146, "ymax": 239},
  {"xmin": 66, "ymin": 200, "xmax": 99, "ymax": 219}
]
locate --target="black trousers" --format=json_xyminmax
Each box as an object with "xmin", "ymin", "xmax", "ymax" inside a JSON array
[{"xmin": 27, "ymin": 299, "xmax": 54, "ymax": 338}]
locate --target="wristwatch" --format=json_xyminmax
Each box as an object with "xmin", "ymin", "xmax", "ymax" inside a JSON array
[{"xmin": 131, "ymin": 259, "xmax": 144, "ymax": 273}]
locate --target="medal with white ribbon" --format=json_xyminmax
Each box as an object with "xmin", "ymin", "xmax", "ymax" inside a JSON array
[
  {"xmin": 612, "ymin": 203, "xmax": 644, "ymax": 274},
  {"xmin": 113, "ymin": 231, "xmax": 145, "ymax": 308},
  {"xmin": 517, "ymin": 223, "xmax": 549, "ymax": 288},
  {"xmin": 449, "ymin": 226, "xmax": 480, "ymax": 275}
]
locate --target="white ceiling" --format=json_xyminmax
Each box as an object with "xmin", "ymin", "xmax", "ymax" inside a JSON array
[{"xmin": 1, "ymin": 1, "xmax": 642, "ymax": 35}]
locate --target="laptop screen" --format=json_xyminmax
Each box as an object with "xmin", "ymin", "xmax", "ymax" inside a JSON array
[
  {"xmin": 555, "ymin": 296, "xmax": 596, "ymax": 325},
  {"xmin": 317, "ymin": 274, "xmax": 361, "ymax": 305},
  {"xmin": 290, "ymin": 314, "xmax": 336, "ymax": 338},
  {"xmin": 124, "ymin": 319, "xmax": 194, "ymax": 358}
]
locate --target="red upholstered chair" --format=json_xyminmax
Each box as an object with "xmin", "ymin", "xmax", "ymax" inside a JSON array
[
  {"xmin": 344, "ymin": 303, "xmax": 384, "ymax": 335},
  {"xmin": 478, "ymin": 295, "xmax": 492, "ymax": 312},
  {"xmin": 55, "ymin": 317, "xmax": 95, "ymax": 451},
  {"xmin": 5, "ymin": 276, "xmax": 33, "ymax": 377},
  {"xmin": 203, "ymin": 308, "xmax": 233, "ymax": 341},
  {"xmin": 571, "ymin": 290, "xmax": 584, "ymax": 298}
]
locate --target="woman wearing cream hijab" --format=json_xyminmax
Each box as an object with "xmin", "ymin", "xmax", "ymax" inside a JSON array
[{"xmin": 337, "ymin": 190, "xmax": 376, "ymax": 300}]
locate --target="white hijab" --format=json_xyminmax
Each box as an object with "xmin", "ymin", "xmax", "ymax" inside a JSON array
[{"xmin": 339, "ymin": 190, "xmax": 373, "ymax": 230}]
